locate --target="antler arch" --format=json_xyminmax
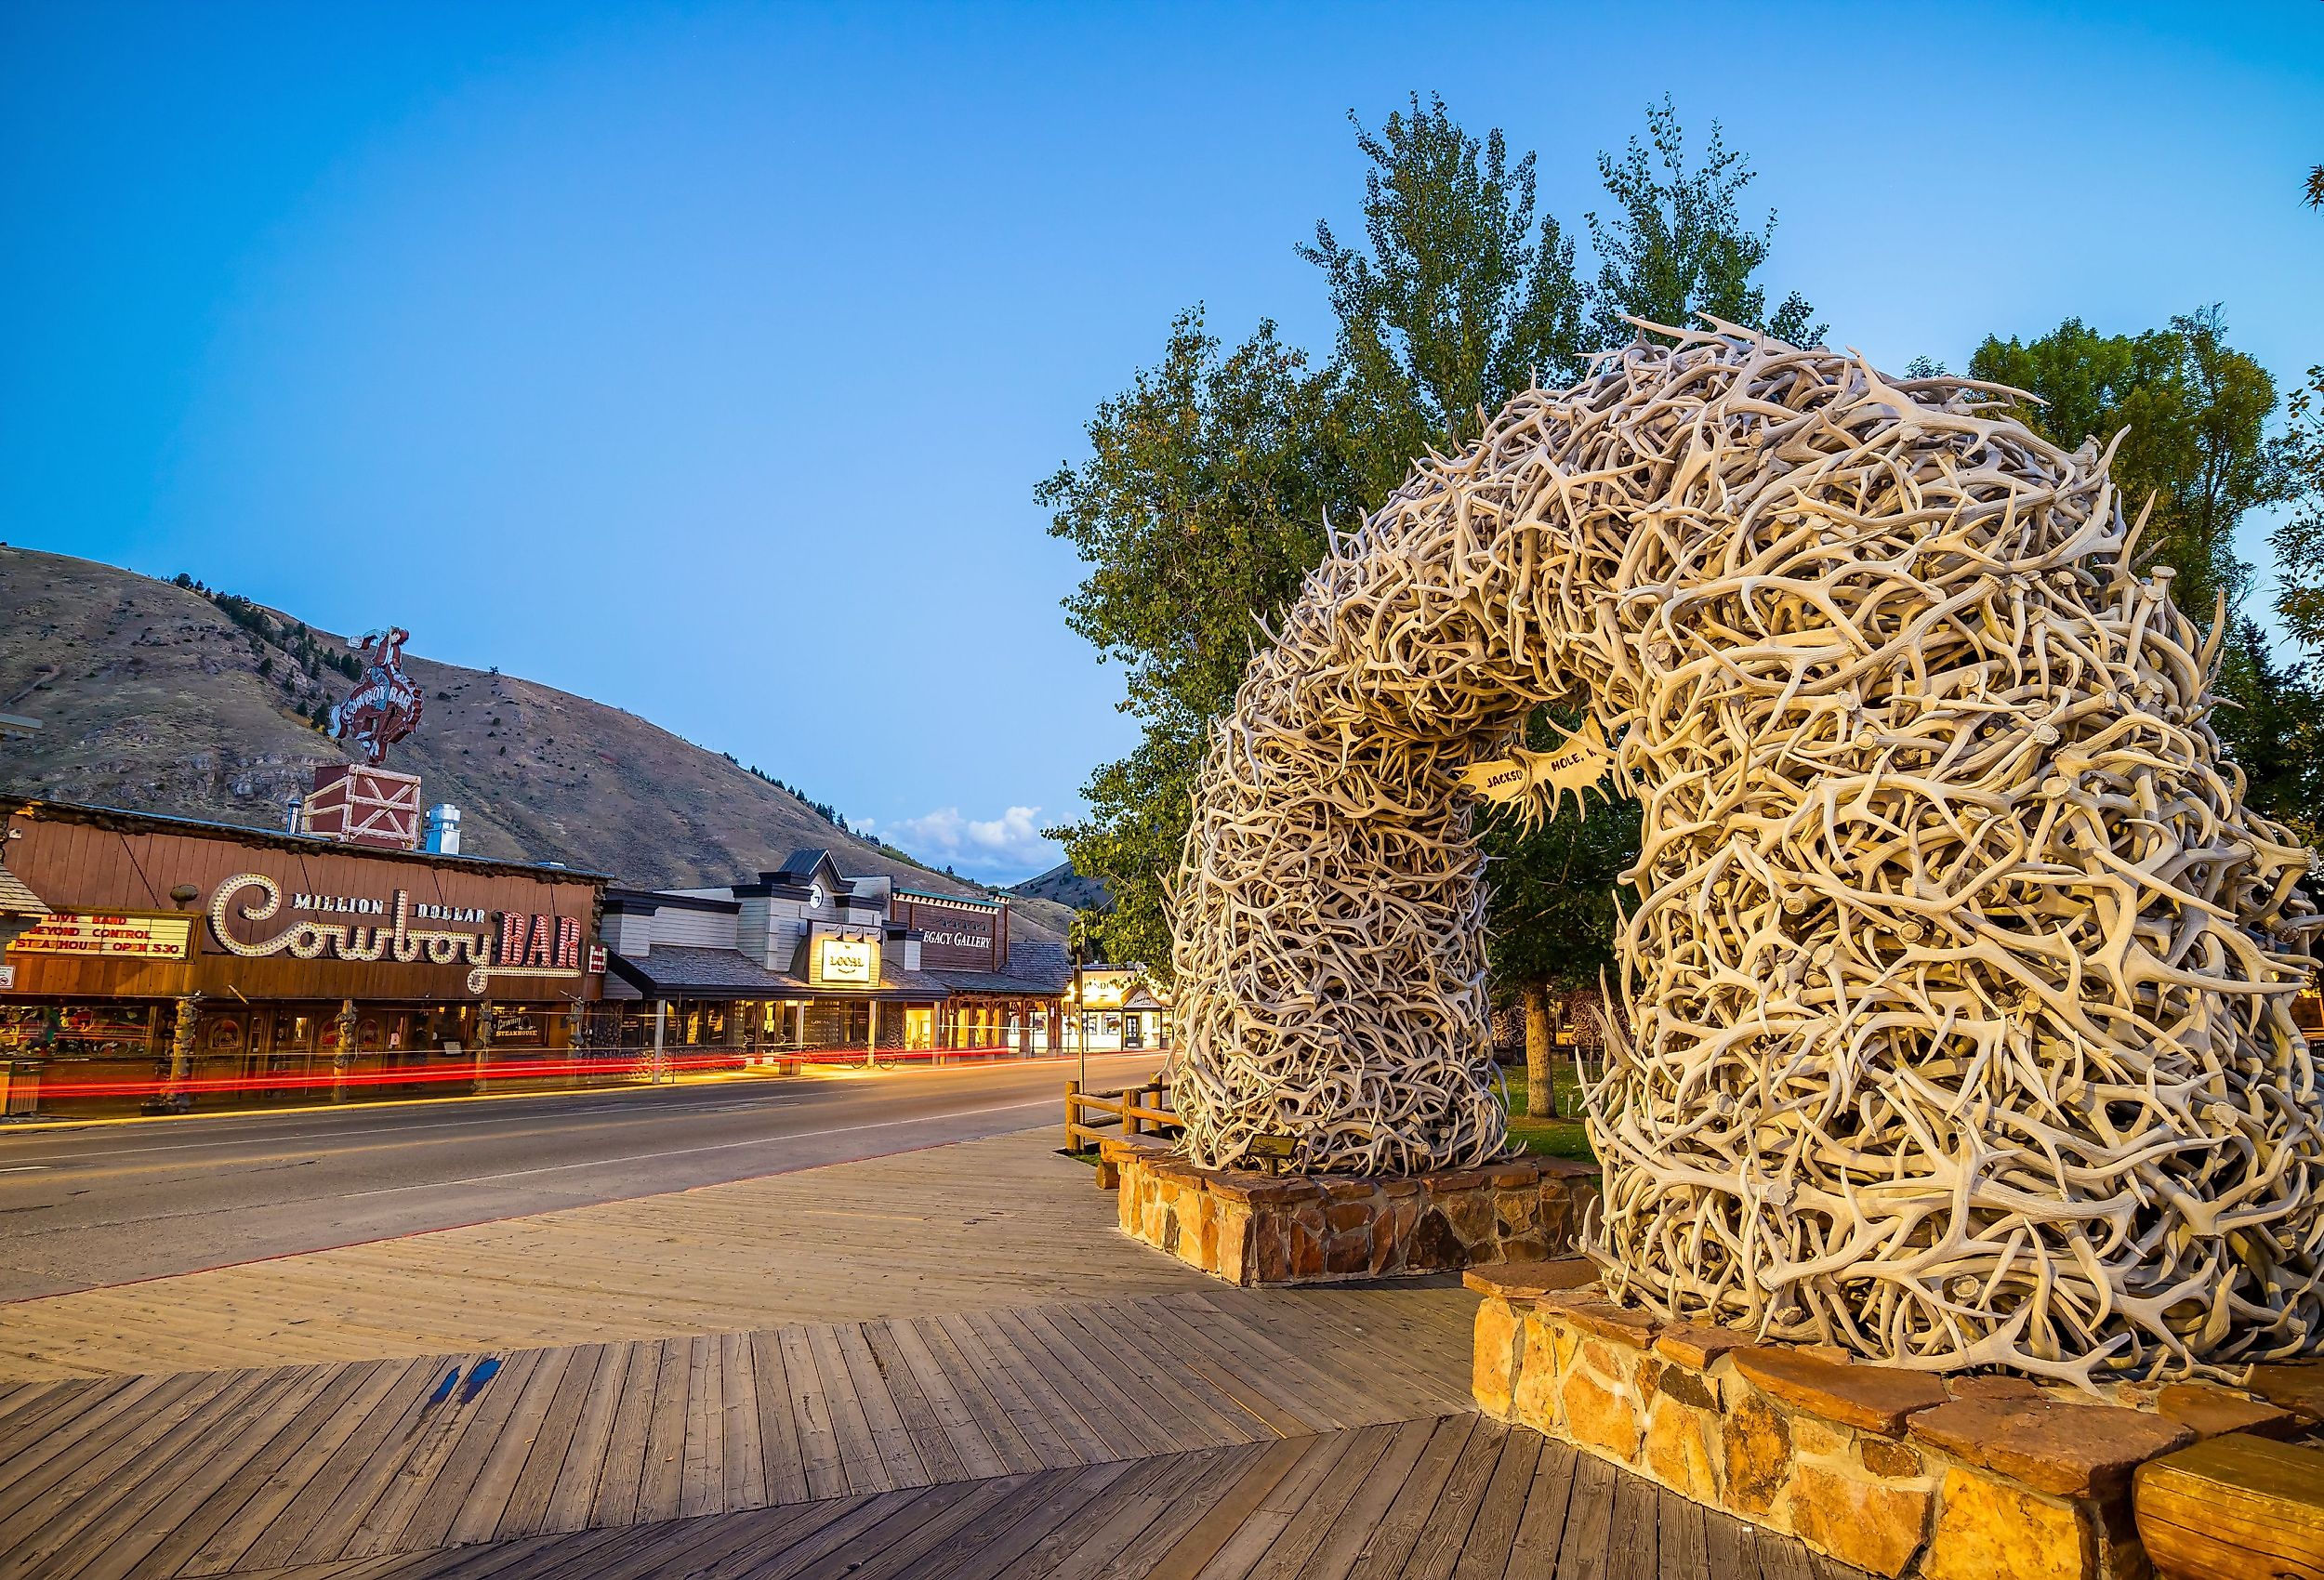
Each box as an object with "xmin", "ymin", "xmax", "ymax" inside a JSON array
[{"xmin": 1167, "ymin": 323, "xmax": 2323, "ymax": 1379}]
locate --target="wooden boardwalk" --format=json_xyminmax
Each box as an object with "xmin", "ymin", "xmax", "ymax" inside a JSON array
[
  {"xmin": 0, "ymin": 1125, "xmax": 1863, "ymax": 1579},
  {"xmin": 0, "ymin": 1132, "xmax": 1221, "ymax": 1381},
  {"xmin": 197, "ymin": 1422, "xmax": 1860, "ymax": 1580},
  {"xmin": 0, "ymin": 1285, "xmax": 1853, "ymax": 1580}
]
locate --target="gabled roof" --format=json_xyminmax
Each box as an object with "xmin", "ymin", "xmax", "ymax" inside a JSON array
[
  {"xmin": 775, "ymin": 849, "xmax": 838, "ymax": 880},
  {"xmin": 1008, "ymin": 940, "xmax": 1074, "ymax": 994}
]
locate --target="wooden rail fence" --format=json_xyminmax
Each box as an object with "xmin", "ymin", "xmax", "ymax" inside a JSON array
[{"xmin": 1063, "ymin": 1079, "xmax": 1182, "ymax": 1151}]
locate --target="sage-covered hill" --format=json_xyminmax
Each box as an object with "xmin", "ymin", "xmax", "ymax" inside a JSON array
[{"xmin": 0, "ymin": 546, "xmax": 1070, "ymax": 938}]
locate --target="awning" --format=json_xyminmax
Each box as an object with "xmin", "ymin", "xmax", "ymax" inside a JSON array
[
  {"xmin": 0, "ymin": 859, "xmax": 49, "ymax": 952},
  {"xmin": 0, "ymin": 860, "xmax": 49, "ymax": 922},
  {"xmin": 607, "ymin": 945, "xmax": 951, "ymax": 1002}
]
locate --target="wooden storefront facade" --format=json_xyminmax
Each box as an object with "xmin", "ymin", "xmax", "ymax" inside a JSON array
[
  {"xmin": 600, "ymin": 862, "xmax": 1075, "ymax": 1062},
  {"xmin": 1, "ymin": 797, "xmax": 607, "ymax": 1113}
]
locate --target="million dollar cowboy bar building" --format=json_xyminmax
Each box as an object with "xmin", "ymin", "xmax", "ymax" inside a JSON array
[{"xmin": 0, "ymin": 796, "xmax": 608, "ymax": 1113}]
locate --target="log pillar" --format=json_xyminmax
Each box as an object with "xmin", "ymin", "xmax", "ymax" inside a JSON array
[{"xmin": 332, "ymin": 997, "xmax": 358, "ymax": 1102}]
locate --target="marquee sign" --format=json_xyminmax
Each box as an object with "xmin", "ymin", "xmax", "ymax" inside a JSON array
[{"xmin": 8, "ymin": 912, "xmax": 194, "ymax": 960}]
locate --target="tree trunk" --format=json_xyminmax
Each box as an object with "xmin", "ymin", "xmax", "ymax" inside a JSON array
[{"xmin": 1524, "ymin": 983, "xmax": 1554, "ymax": 1119}]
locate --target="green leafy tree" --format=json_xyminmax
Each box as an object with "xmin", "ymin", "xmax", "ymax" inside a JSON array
[
  {"xmin": 1967, "ymin": 308, "xmax": 2285, "ymax": 618},
  {"xmin": 1473, "ymin": 709, "xmax": 1641, "ymax": 1115},
  {"xmin": 2271, "ymin": 364, "xmax": 2324, "ymax": 648},
  {"xmin": 1037, "ymin": 310, "xmax": 1349, "ymax": 971},
  {"xmin": 1045, "ymin": 98, "xmax": 1817, "ymax": 1041},
  {"xmin": 1585, "ymin": 96, "xmax": 1822, "ymax": 348},
  {"xmin": 2209, "ymin": 618, "xmax": 2324, "ymax": 840},
  {"xmin": 1311, "ymin": 98, "xmax": 1816, "ymax": 1101},
  {"xmin": 1301, "ymin": 93, "xmax": 1589, "ymax": 504}
]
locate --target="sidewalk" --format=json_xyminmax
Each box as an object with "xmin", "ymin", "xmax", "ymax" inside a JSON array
[
  {"xmin": 0, "ymin": 1119, "xmax": 1855, "ymax": 1579},
  {"xmin": 0, "ymin": 1126, "xmax": 1221, "ymax": 1379}
]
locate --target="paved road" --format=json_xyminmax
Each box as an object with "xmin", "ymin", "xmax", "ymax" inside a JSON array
[{"xmin": 0, "ymin": 1052, "xmax": 1163, "ymax": 1301}]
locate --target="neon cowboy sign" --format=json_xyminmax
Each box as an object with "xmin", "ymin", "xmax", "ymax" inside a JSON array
[{"xmin": 207, "ymin": 873, "xmax": 582, "ymax": 995}]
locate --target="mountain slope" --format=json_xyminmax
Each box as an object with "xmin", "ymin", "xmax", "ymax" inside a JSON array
[
  {"xmin": 0, "ymin": 546, "xmax": 1052, "ymax": 931},
  {"xmin": 1010, "ymin": 860, "xmax": 1111, "ymax": 914}
]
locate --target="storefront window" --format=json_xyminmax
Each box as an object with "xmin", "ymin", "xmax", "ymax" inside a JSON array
[
  {"xmin": 491, "ymin": 1009, "xmax": 543, "ymax": 1047},
  {"xmin": 1, "ymin": 1003, "xmax": 154, "ymax": 1057}
]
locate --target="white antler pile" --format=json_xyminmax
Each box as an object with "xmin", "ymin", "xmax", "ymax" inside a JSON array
[{"xmin": 1167, "ymin": 323, "xmax": 2323, "ymax": 1379}]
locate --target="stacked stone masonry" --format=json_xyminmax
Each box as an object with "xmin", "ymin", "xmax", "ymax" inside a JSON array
[
  {"xmin": 1470, "ymin": 1267, "xmax": 2324, "ymax": 1580},
  {"xmin": 1110, "ymin": 1144, "xmax": 1599, "ymax": 1284}
]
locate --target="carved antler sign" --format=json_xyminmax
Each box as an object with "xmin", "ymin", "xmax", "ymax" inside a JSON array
[
  {"xmin": 1455, "ymin": 716, "xmax": 1616, "ymax": 820},
  {"xmin": 1165, "ymin": 321, "xmax": 2323, "ymax": 1383}
]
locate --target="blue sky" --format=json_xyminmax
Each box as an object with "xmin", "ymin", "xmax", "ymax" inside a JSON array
[{"xmin": 4, "ymin": 1, "xmax": 2319, "ymax": 881}]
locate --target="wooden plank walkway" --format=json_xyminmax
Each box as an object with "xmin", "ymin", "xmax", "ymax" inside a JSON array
[
  {"xmin": 0, "ymin": 1124, "xmax": 1866, "ymax": 1578},
  {"xmin": 0, "ymin": 1284, "xmax": 1862, "ymax": 1580},
  {"xmin": 0, "ymin": 1131, "xmax": 1222, "ymax": 1381},
  {"xmin": 78, "ymin": 1426, "xmax": 1865, "ymax": 1580},
  {"xmin": 0, "ymin": 1286, "xmax": 1475, "ymax": 1580}
]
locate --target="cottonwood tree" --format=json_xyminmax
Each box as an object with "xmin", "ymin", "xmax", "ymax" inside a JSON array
[
  {"xmin": 1301, "ymin": 93, "xmax": 1590, "ymax": 505},
  {"xmin": 1038, "ymin": 312, "xmax": 1348, "ymax": 971},
  {"xmin": 1312, "ymin": 97, "xmax": 1816, "ymax": 1104},
  {"xmin": 1968, "ymin": 307, "xmax": 2286, "ymax": 620},
  {"xmin": 1968, "ymin": 308, "xmax": 2314, "ymax": 828},
  {"xmin": 1044, "ymin": 98, "xmax": 1818, "ymax": 1055},
  {"xmin": 1472, "ymin": 708, "xmax": 1642, "ymax": 1117},
  {"xmin": 1586, "ymin": 96, "xmax": 1822, "ymax": 349},
  {"xmin": 2271, "ymin": 364, "xmax": 2324, "ymax": 646},
  {"xmin": 2210, "ymin": 618, "xmax": 2324, "ymax": 840}
]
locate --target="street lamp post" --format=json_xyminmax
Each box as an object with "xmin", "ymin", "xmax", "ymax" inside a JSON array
[
  {"xmin": 1064, "ymin": 915, "xmax": 1092, "ymax": 1097},
  {"xmin": 1073, "ymin": 954, "xmax": 1087, "ymax": 1099}
]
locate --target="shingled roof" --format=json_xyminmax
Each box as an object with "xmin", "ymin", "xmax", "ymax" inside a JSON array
[
  {"xmin": 0, "ymin": 860, "xmax": 48, "ymax": 921},
  {"xmin": 607, "ymin": 944, "xmax": 795, "ymax": 997},
  {"xmin": 611, "ymin": 943, "xmax": 959, "ymax": 1002},
  {"xmin": 926, "ymin": 939, "xmax": 1074, "ymax": 998}
]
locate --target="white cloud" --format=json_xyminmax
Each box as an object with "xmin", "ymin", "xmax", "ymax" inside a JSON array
[{"xmin": 873, "ymin": 805, "xmax": 1059, "ymax": 882}]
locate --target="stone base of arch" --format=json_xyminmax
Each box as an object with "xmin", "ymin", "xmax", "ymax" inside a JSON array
[
  {"xmin": 1109, "ymin": 1140, "xmax": 1598, "ymax": 1285},
  {"xmin": 1468, "ymin": 1265, "xmax": 2324, "ymax": 1579}
]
